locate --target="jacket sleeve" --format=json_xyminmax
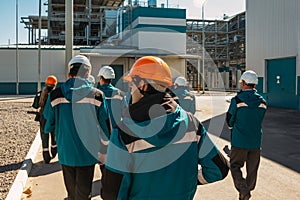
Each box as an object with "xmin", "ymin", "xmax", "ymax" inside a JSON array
[
  {"xmin": 97, "ymin": 96, "xmax": 111, "ymax": 138},
  {"xmin": 101, "ymin": 129, "xmax": 132, "ymax": 200},
  {"xmin": 226, "ymin": 97, "xmax": 237, "ymax": 129},
  {"xmin": 187, "ymin": 113, "xmax": 229, "ymax": 184},
  {"xmin": 97, "ymin": 96, "xmax": 112, "ymax": 164},
  {"xmin": 43, "ymin": 95, "xmax": 55, "ymax": 134},
  {"xmin": 197, "ymin": 128, "xmax": 229, "ymax": 184}
]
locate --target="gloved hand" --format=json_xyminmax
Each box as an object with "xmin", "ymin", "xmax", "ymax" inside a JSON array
[
  {"xmin": 43, "ymin": 150, "xmax": 51, "ymax": 164},
  {"xmin": 51, "ymin": 145, "xmax": 57, "ymax": 158}
]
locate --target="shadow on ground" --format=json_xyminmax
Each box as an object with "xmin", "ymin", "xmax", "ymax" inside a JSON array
[
  {"xmin": 203, "ymin": 107, "xmax": 300, "ymax": 173},
  {"xmin": 29, "ymin": 161, "xmax": 61, "ymax": 177},
  {"xmin": 0, "ymin": 162, "xmax": 23, "ymax": 173}
]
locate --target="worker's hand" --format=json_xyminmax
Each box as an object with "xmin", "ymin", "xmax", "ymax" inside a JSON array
[{"xmin": 162, "ymin": 97, "xmax": 178, "ymax": 113}]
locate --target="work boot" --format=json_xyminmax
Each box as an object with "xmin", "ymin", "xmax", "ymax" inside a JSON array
[
  {"xmin": 43, "ymin": 150, "xmax": 51, "ymax": 164},
  {"xmin": 51, "ymin": 145, "xmax": 57, "ymax": 158}
]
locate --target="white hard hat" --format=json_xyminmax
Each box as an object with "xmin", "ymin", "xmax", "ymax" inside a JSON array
[
  {"xmin": 98, "ymin": 66, "xmax": 115, "ymax": 79},
  {"xmin": 240, "ymin": 70, "xmax": 258, "ymax": 84},
  {"xmin": 88, "ymin": 75, "xmax": 95, "ymax": 84},
  {"xmin": 68, "ymin": 55, "xmax": 91, "ymax": 67},
  {"xmin": 174, "ymin": 76, "xmax": 188, "ymax": 86}
]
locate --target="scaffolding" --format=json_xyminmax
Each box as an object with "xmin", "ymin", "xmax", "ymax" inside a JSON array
[
  {"xmin": 186, "ymin": 12, "xmax": 246, "ymax": 89},
  {"xmin": 21, "ymin": 16, "xmax": 48, "ymax": 44},
  {"xmin": 47, "ymin": 0, "xmax": 125, "ymax": 45}
]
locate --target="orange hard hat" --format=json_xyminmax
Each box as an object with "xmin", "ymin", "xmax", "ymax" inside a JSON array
[
  {"xmin": 45, "ymin": 75, "xmax": 57, "ymax": 86},
  {"xmin": 123, "ymin": 56, "xmax": 172, "ymax": 87}
]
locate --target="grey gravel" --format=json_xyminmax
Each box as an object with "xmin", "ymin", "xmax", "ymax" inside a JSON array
[{"xmin": 0, "ymin": 102, "xmax": 39, "ymax": 200}]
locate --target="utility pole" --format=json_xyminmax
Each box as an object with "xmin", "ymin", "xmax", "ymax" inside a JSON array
[
  {"xmin": 65, "ymin": 0, "xmax": 73, "ymax": 78},
  {"xmin": 16, "ymin": 0, "xmax": 19, "ymax": 95},
  {"xmin": 201, "ymin": 0, "xmax": 207, "ymax": 94},
  {"xmin": 38, "ymin": 0, "xmax": 42, "ymax": 92}
]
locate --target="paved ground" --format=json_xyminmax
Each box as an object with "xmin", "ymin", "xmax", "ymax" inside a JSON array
[{"xmin": 15, "ymin": 93, "xmax": 300, "ymax": 199}]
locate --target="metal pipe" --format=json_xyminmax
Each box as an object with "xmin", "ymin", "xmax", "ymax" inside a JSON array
[{"xmin": 65, "ymin": 0, "xmax": 73, "ymax": 78}]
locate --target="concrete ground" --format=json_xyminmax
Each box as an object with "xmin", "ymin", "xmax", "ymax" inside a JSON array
[{"xmin": 16, "ymin": 93, "xmax": 300, "ymax": 200}]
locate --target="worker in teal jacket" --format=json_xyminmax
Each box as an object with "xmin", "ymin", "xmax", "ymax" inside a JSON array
[
  {"xmin": 97, "ymin": 65, "xmax": 127, "ymax": 128},
  {"xmin": 101, "ymin": 56, "xmax": 229, "ymax": 200},
  {"xmin": 172, "ymin": 76, "xmax": 196, "ymax": 114},
  {"xmin": 43, "ymin": 55, "xmax": 111, "ymax": 200},
  {"xmin": 226, "ymin": 70, "xmax": 267, "ymax": 200}
]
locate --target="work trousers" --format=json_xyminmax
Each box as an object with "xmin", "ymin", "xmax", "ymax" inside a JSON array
[
  {"xmin": 62, "ymin": 164, "xmax": 95, "ymax": 200},
  {"xmin": 40, "ymin": 120, "xmax": 56, "ymax": 149},
  {"xmin": 230, "ymin": 147, "xmax": 261, "ymax": 196}
]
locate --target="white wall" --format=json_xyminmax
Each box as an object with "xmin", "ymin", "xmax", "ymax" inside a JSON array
[
  {"xmin": 0, "ymin": 50, "xmax": 18, "ymax": 81},
  {"xmin": 0, "ymin": 49, "xmax": 82, "ymax": 83},
  {"xmin": 163, "ymin": 58, "xmax": 186, "ymax": 77},
  {"xmin": 0, "ymin": 48, "xmax": 185, "ymax": 88},
  {"xmin": 137, "ymin": 32, "xmax": 186, "ymax": 55},
  {"xmin": 246, "ymin": 0, "xmax": 300, "ymax": 76}
]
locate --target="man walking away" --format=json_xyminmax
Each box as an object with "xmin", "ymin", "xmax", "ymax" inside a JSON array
[
  {"xmin": 39, "ymin": 75, "xmax": 58, "ymax": 163},
  {"xmin": 43, "ymin": 55, "xmax": 111, "ymax": 200},
  {"xmin": 226, "ymin": 70, "xmax": 267, "ymax": 200},
  {"xmin": 172, "ymin": 76, "xmax": 196, "ymax": 114},
  {"xmin": 97, "ymin": 65, "xmax": 127, "ymax": 128},
  {"xmin": 101, "ymin": 56, "xmax": 229, "ymax": 200}
]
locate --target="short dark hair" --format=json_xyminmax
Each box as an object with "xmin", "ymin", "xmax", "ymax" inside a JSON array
[
  {"xmin": 100, "ymin": 76, "xmax": 112, "ymax": 84},
  {"xmin": 69, "ymin": 63, "xmax": 91, "ymax": 78},
  {"xmin": 246, "ymin": 83, "xmax": 256, "ymax": 88}
]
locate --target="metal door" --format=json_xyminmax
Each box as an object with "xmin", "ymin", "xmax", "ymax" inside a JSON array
[{"xmin": 267, "ymin": 57, "xmax": 297, "ymax": 108}]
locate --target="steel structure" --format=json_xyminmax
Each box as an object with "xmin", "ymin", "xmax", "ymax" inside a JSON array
[
  {"xmin": 21, "ymin": 0, "xmax": 125, "ymax": 45},
  {"xmin": 186, "ymin": 12, "xmax": 245, "ymax": 89},
  {"xmin": 21, "ymin": 16, "xmax": 48, "ymax": 44}
]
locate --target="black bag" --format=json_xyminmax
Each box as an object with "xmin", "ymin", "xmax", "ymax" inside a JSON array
[{"xmin": 32, "ymin": 91, "xmax": 41, "ymax": 109}]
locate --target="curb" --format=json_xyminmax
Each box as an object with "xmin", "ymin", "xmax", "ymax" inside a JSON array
[{"xmin": 5, "ymin": 130, "xmax": 41, "ymax": 200}]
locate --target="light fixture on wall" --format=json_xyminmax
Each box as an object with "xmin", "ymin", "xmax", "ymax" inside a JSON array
[{"xmin": 276, "ymin": 75, "xmax": 280, "ymax": 84}]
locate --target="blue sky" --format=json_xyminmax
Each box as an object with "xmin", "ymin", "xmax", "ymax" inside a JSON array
[{"xmin": 0, "ymin": 0, "xmax": 245, "ymax": 45}]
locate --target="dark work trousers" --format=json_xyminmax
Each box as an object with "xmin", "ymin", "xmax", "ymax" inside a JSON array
[
  {"xmin": 62, "ymin": 164, "xmax": 95, "ymax": 200},
  {"xmin": 230, "ymin": 147, "xmax": 261, "ymax": 196},
  {"xmin": 40, "ymin": 120, "xmax": 56, "ymax": 149}
]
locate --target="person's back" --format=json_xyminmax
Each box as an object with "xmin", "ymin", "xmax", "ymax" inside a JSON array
[
  {"xmin": 43, "ymin": 55, "xmax": 110, "ymax": 200},
  {"xmin": 229, "ymin": 90, "xmax": 266, "ymax": 149},
  {"xmin": 101, "ymin": 56, "xmax": 229, "ymax": 200},
  {"xmin": 44, "ymin": 78, "xmax": 110, "ymax": 165},
  {"xmin": 226, "ymin": 70, "xmax": 267, "ymax": 200},
  {"xmin": 97, "ymin": 66, "xmax": 127, "ymax": 128},
  {"xmin": 173, "ymin": 77, "xmax": 196, "ymax": 114},
  {"xmin": 173, "ymin": 86, "xmax": 196, "ymax": 114}
]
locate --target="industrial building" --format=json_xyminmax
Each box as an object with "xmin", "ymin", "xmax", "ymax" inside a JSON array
[
  {"xmin": 186, "ymin": 12, "xmax": 245, "ymax": 90},
  {"xmin": 1, "ymin": 0, "xmax": 247, "ymax": 97},
  {"xmin": 246, "ymin": 0, "xmax": 300, "ymax": 109},
  {"xmin": 21, "ymin": 0, "xmax": 125, "ymax": 45}
]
